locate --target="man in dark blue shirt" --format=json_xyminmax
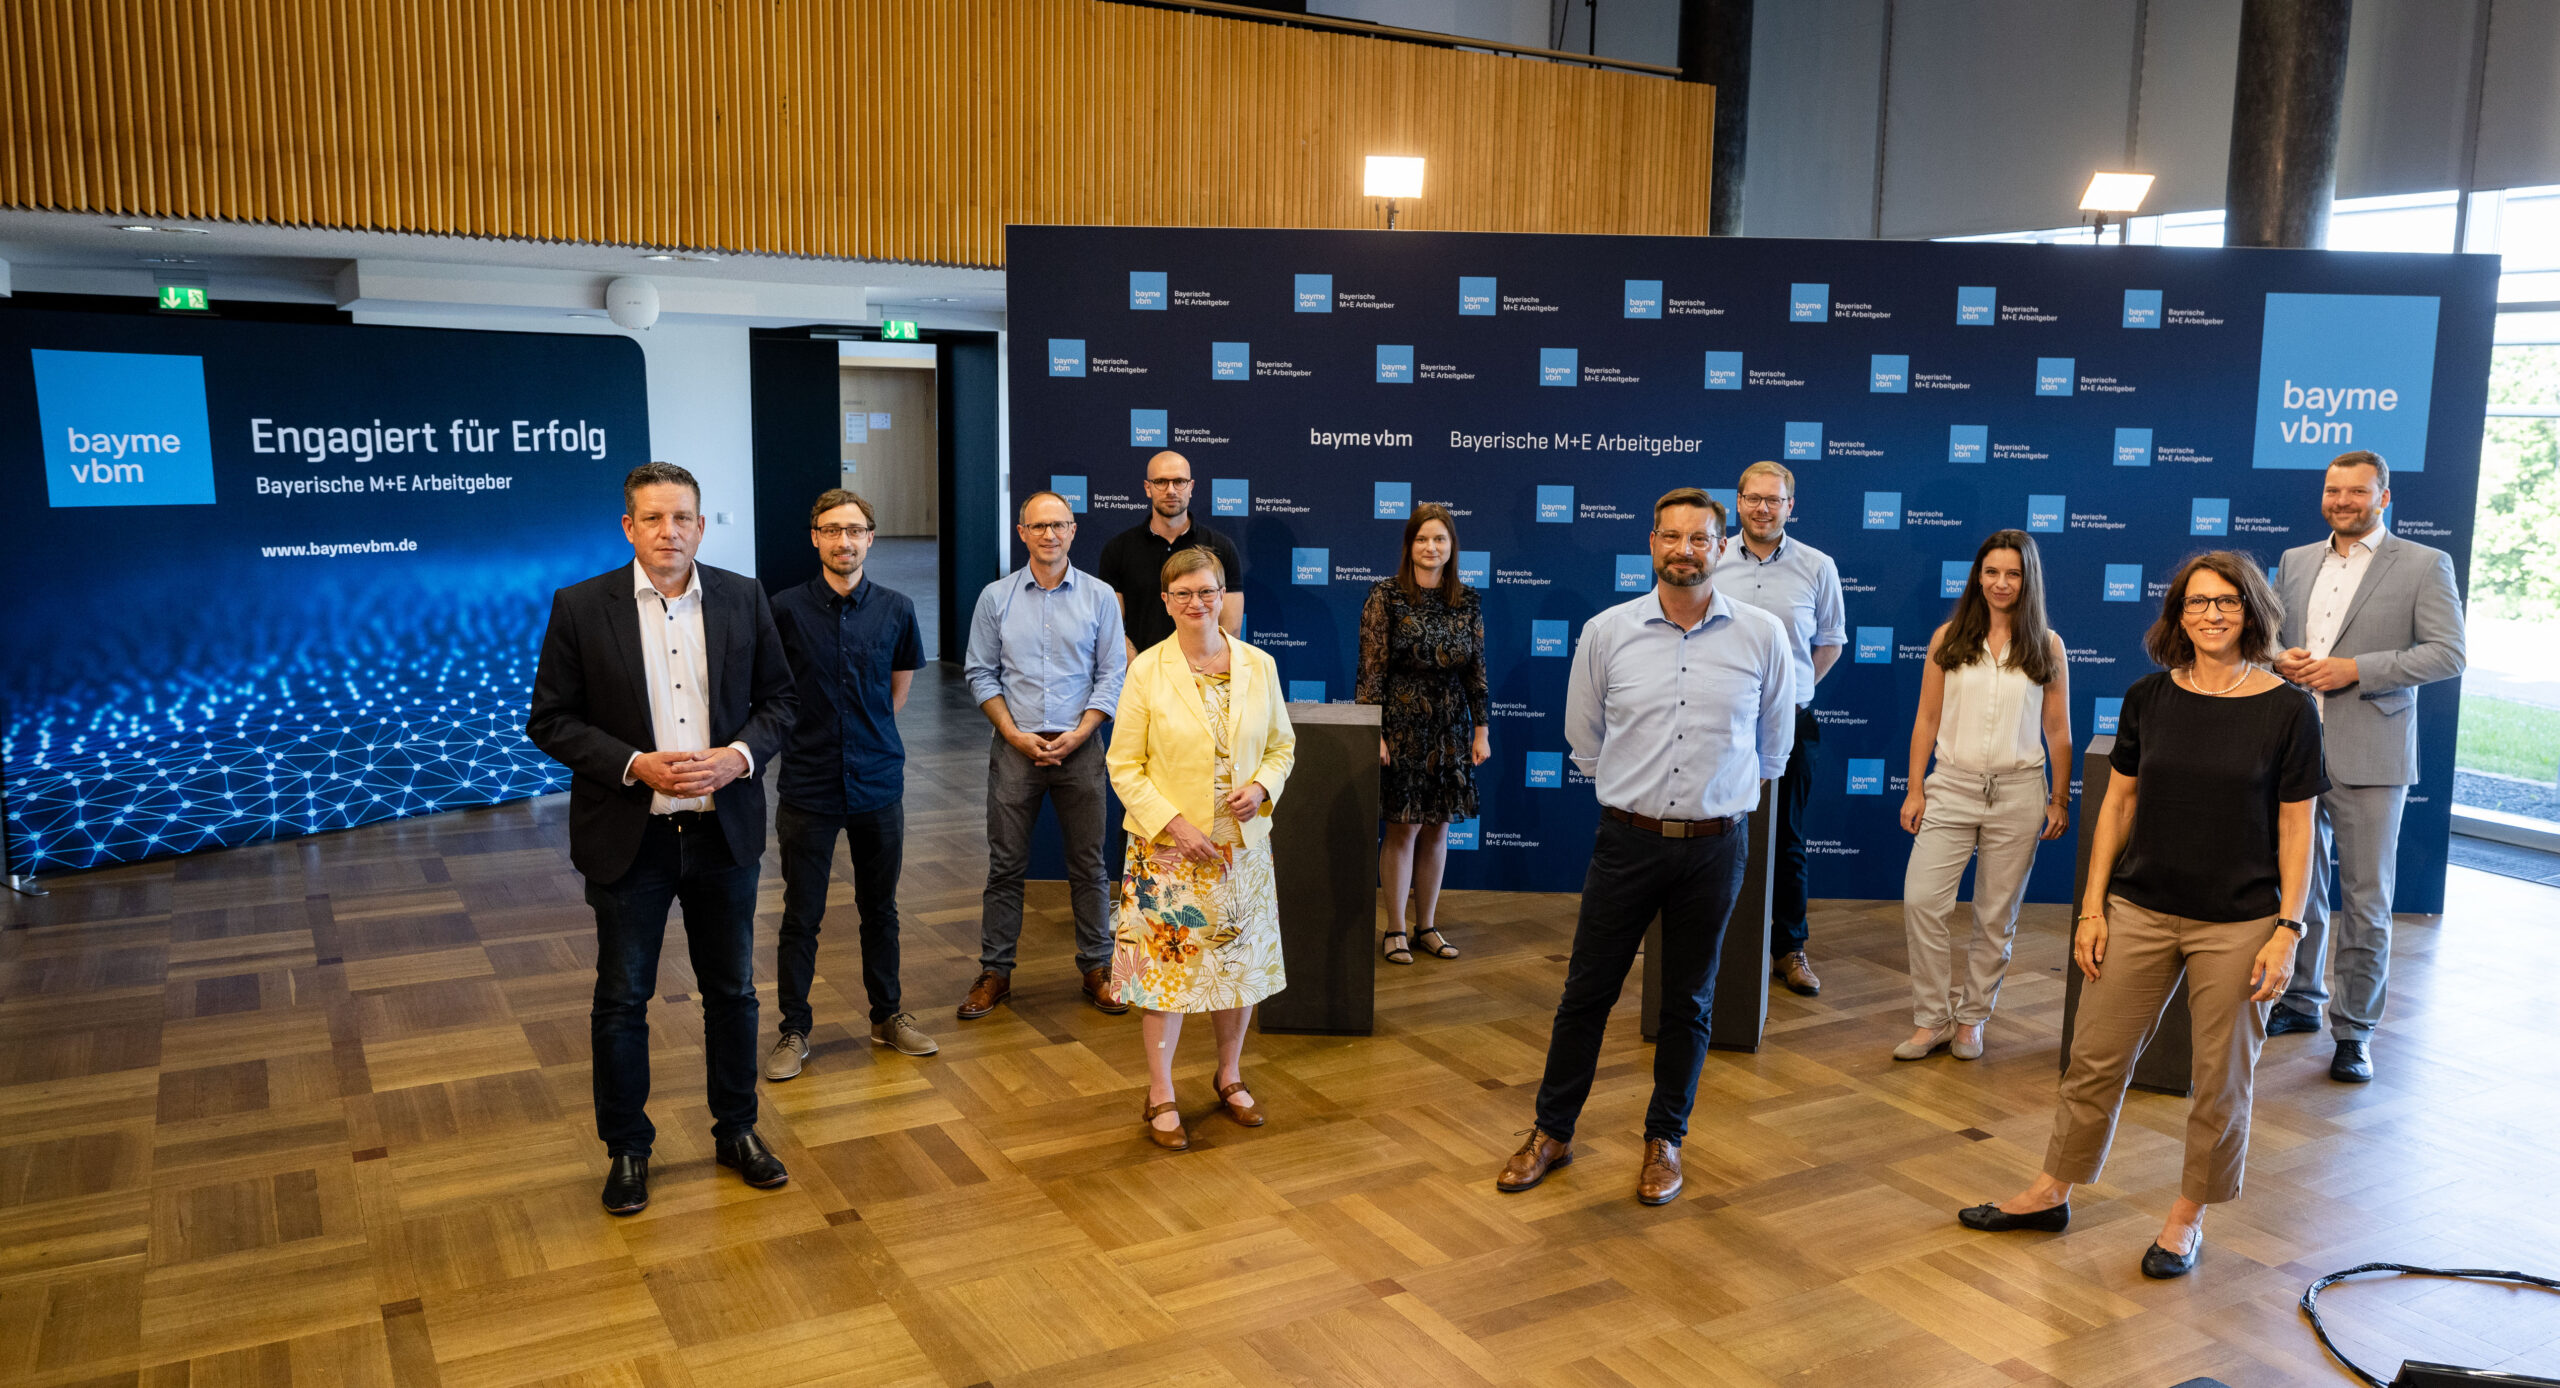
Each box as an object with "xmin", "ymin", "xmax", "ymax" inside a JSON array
[{"xmin": 764, "ymin": 489, "xmax": 932, "ymax": 1079}]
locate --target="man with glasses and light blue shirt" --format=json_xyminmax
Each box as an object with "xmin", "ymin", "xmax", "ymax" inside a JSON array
[
  {"xmin": 959, "ymin": 490, "xmax": 1131, "ymax": 1021},
  {"xmin": 1712, "ymin": 460, "xmax": 1847, "ymax": 999},
  {"xmin": 1495, "ymin": 488, "xmax": 1794, "ymax": 1208}
]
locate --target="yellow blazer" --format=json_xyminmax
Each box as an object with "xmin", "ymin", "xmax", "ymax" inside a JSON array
[{"xmin": 1108, "ymin": 636, "xmax": 1296, "ymax": 846}]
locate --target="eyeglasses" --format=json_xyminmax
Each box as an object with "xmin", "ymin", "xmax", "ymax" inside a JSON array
[
  {"xmin": 1145, "ymin": 477, "xmax": 1194, "ymax": 490},
  {"xmin": 1165, "ymin": 585, "xmax": 1224, "ymax": 608},
  {"xmin": 1736, "ymin": 494, "xmax": 1789, "ymax": 512},
  {"xmin": 1651, "ymin": 529, "xmax": 1720, "ymax": 553},
  {"xmin": 812, "ymin": 524, "xmax": 874, "ymax": 540},
  {"xmin": 2182, "ymin": 594, "xmax": 2245, "ymax": 614},
  {"xmin": 1019, "ymin": 520, "xmax": 1073, "ymax": 535}
]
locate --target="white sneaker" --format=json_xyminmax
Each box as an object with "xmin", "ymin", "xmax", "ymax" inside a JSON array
[{"xmin": 763, "ymin": 1031, "xmax": 809, "ymax": 1081}]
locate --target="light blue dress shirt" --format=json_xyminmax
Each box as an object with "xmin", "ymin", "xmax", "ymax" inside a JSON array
[
  {"xmin": 963, "ymin": 564, "xmax": 1128, "ymax": 733},
  {"xmin": 1712, "ymin": 534, "xmax": 1848, "ymax": 706},
  {"xmin": 1565, "ymin": 589, "xmax": 1796, "ymax": 821}
]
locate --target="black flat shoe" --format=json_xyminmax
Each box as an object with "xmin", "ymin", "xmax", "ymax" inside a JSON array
[
  {"xmin": 601, "ymin": 1154, "xmax": 649, "ymax": 1215},
  {"xmin": 2330, "ymin": 1039, "xmax": 2373, "ymax": 1083},
  {"xmin": 715, "ymin": 1130, "xmax": 790, "ymax": 1188},
  {"xmin": 2265, "ymin": 1006, "xmax": 2320, "ymax": 1036},
  {"xmin": 2142, "ymin": 1232, "xmax": 2201, "ymax": 1278},
  {"xmin": 1957, "ymin": 1201, "xmax": 2069, "ymax": 1232}
]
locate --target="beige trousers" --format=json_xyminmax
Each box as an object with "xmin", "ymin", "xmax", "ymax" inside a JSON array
[
  {"xmin": 1901, "ymin": 765, "xmax": 2047, "ymax": 1028},
  {"xmin": 2045, "ymin": 895, "xmax": 2272, "ymax": 1204}
]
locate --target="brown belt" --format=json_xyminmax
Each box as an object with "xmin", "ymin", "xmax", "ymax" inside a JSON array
[{"xmin": 1603, "ymin": 805, "xmax": 1738, "ymax": 839}]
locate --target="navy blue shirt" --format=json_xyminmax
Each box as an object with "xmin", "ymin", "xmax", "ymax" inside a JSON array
[{"xmin": 771, "ymin": 574, "xmax": 925, "ymax": 815}]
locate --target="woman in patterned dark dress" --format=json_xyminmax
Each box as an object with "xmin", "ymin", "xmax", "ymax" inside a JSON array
[{"xmin": 1357, "ymin": 503, "xmax": 1490, "ymax": 965}]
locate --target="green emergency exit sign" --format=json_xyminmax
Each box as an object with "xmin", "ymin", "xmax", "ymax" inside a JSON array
[
  {"xmin": 156, "ymin": 285, "xmax": 210, "ymax": 311},
  {"xmin": 880, "ymin": 319, "xmax": 918, "ymax": 341}
]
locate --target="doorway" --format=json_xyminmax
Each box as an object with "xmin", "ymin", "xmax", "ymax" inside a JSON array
[{"xmin": 839, "ymin": 347, "xmax": 942, "ymax": 655}]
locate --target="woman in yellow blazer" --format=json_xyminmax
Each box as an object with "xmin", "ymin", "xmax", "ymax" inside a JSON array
[{"xmin": 1107, "ymin": 548, "xmax": 1296, "ymax": 1151}]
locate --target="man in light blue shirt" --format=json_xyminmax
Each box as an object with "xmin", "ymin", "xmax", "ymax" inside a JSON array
[
  {"xmin": 1497, "ymin": 488, "xmax": 1793, "ymax": 1210},
  {"xmin": 959, "ymin": 490, "xmax": 1129, "ymax": 1020},
  {"xmin": 1712, "ymin": 460, "xmax": 1848, "ymax": 998}
]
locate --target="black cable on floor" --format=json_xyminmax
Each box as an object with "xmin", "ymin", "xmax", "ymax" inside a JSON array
[{"xmin": 2301, "ymin": 1262, "xmax": 2560, "ymax": 1387}]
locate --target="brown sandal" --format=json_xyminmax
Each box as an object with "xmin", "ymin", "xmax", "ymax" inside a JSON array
[
  {"xmin": 1142, "ymin": 1099, "xmax": 1189, "ymax": 1150},
  {"xmin": 1215, "ymin": 1080, "xmax": 1265, "ymax": 1128}
]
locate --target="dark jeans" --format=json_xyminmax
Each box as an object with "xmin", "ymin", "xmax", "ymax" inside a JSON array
[
  {"xmin": 585, "ymin": 815, "xmax": 760, "ymax": 1158},
  {"xmin": 1771, "ymin": 704, "xmax": 1819, "ymax": 956},
  {"xmin": 1533, "ymin": 814, "xmax": 1748, "ymax": 1145},
  {"xmin": 980, "ymin": 732, "xmax": 1114, "ymax": 974},
  {"xmin": 775, "ymin": 799, "xmax": 906, "ymax": 1031}
]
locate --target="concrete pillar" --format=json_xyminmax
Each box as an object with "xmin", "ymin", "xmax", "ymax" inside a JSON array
[
  {"xmin": 2223, "ymin": 0, "xmax": 2352, "ymax": 249},
  {"xmin": 1679, "ymin": 0, "xmax": 1754, "ymax": 237}
]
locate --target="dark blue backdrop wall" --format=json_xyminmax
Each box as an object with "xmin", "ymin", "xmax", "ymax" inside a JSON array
[
  {"xmin": 2, "ymin": 311, "xmax": 648, "ymax": 875},
  {"xmin": 1005, "ymin": 228, "xmax": 2497, "ymax": 913}
]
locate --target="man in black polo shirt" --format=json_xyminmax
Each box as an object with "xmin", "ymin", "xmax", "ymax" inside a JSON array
[
  {"xmin": 764, "ymin": 488, "xmax": 934, "ymax": 1080},
  {"xmin": 1096, "ymin": 449, "xmax": 1243, "ymax": 658}
]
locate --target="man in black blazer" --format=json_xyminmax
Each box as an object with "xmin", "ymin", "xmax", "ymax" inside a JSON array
[{"xmin": 528, "ymin": 462, "xmax": 797, "ymax": 1215}]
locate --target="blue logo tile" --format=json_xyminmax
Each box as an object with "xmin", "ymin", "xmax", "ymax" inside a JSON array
[
  {"xmin": 1374, "ymin": 481, "xmax": 1412, "ymax": 519},
  {"xmin": 1624, "ymin": 280, "xmax": 1664, "ymax": 319},
  {"xmin": 1048, "ymin": 474, "xmax": 1087, "ymax": 513},
  {"xmin": 1540, "ymin": 348, "xmax": 1579, "ymax": 387},
  {"xmin": 1447, "ymin": 818, "xmax": 1479, "ymax": 850},
  {"xmin": 1862, "ymin": 492, "xmax": 1901, "ymax": 530},
  {"xmin": 1047, "ymin": 338, "xmax": 1087, "ymax": 377},
  {"xmin": 1210, "ymin": 341, "xmax": 1248, "ymax": 381},
  {"xmin": 1957, "ymin": 286, "xmax": 1996, "ymax": 325},
  {"xmin": 1129, "ymin": 272, "xmax": 1167, "ymax": 310},
  {"xmin": 1376, "ymin": 344, "xmax": 1414, "ymax": 384},
  {"xmin": 2093, "ymin": 697, "xmax": 2124, "ymax": 735},
  {"xmin": 1706, "ymin": 487, "xmax": 1738, "ymax": 522},
  {"xmin": 1294, "ymin": 274, "xmax": 1333, "ymax": 312},
  {"xmin": 1703, "ymin": 351, "xmax": 1743, "ymax": 390},
  {"xmin": 2191, "ymin": 497, "xmax": 2230, "ymax": 536},
  {"xmin": 2114, "ymin": 427, "xmax": 2153, "ymax": 466},
  {"xmin": 1292, "ymin": 548, "xmax": 1329, "ymax": 585},
  {"xmin": 2036, "ymin": 357, "xmax": 2076, "ymax": 396},
  {"xmin": 1288, "ymin": 680, "xmax": 1326, "ymax": 703},
  {"xmin": 1948, "ymin": 424, "xmax": 1988, "ymax": 463},
  {"xmin": 32, "ymin": 350, "xmax": 216, "ymax": 508},
  {"xmin": 2026, "ymin": 494, "xmax": 2065, "ymax": 533},
  {"xmin": 1128, "ymin": 409, "xmax": 1168, "ymax": 447},
  {"xmin": 2123, "ymin": 289, "xmax": 2163, "ymax": 329},
  {"xmin": 2103, "ymin": 564, "xmax": 2143, "ymax": 603},
  {"xmin": 1616, "ymin": 553, "xmax": 1652, "ymax": 592},
  {"xmin": 1784, "ymin": 421, "xmax": 1823, "ymax": 460},
  {"xmin": 1457, "ymin": 551, "xmax": 1490, "ymax": 586},
  {"xmin": 1530, "ymin": 620, "xmax": 1570, "ymax": 657},
  {"xmin": 1941, "ymin": 561, "xmax": 1971, "ymax": 598},
  {"xmin": 1525, "ymin": 751, "xmax": 1564, "ymax": 787},
  {"xmin": 1871, "ymin": 354, "xmax": 1911, "ymax": 393},
  {"xmin": 1790, "ymin": 283, "xmax": 1829, "ymax": 322},
  {"xmin": 1210, "ymin": 478, "xmax": 1249, "ymax": 516},
  {"xmin": 1846, "ymin": 759, "xmax": 1885, "ymax": 795},
  {"xmin": 2253, "ymin": 292, "xmax": 2442, "ymax": 471},
  {"xmin": 1536, "ymin": 485, "xmax": 1575, "ymax": 523},
  {"xmin": 1459, "ymin": 276, "xmax": 1497, "ymax": 315},
  {"xmin": 1855, "ymin": 626, "xmax": 1893, "ymax": 663}
]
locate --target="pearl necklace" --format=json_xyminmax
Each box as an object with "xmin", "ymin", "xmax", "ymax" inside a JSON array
[{"xmin": 2186, "ymin": 661, "xmax": 2253, "ymax": 696}]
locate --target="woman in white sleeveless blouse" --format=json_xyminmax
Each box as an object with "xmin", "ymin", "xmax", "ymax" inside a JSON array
[{"xmin": 1895, "ymin": 531, "xmax": 2073, "ymax": 1060}]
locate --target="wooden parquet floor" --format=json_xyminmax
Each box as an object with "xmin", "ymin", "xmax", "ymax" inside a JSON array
[{"xmin": 6, "ymin": 663, "xmax": 2559, "ymax": 1387}]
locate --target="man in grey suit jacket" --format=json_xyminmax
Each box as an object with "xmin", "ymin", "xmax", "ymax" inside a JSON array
[{"xmin": 2269, "ymin": 450, "xmax": 2466, "ymax": 1084}]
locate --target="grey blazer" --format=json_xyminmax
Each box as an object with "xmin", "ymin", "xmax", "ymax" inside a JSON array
[{"xmin": 2273, "ymin": 530, "xmax": 2466, "ymax": 787}]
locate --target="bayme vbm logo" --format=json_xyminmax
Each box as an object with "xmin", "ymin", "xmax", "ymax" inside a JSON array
[
  {"xmin": 33, "ymin": 349, "xmax": 217, "ymax": 506},
  {"xmin": 2254, "ymin": 293, "xmax": 2439, "ymax": 470}
]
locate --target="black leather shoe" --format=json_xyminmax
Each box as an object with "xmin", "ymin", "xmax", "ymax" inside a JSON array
[
  {"xmin": 2265, "ymin": 1006, "xmax": 2320, "ymax": 1036},
  {"xmin": 715, "ymin": 1130, "xmax": 790, "ymax": 1188},
  {"xmin": 601, "ymin": 1154, "xmax": 649, "ymax": 1215},
  {"xmin": 2142, "ymin": 1232, "xmax": 2202, "ymax": 1279},
  {"xmin": 1957, "ymin": 1201, "xmax": 2069, "ymax": 1232},
  {"xmin": 2330, "ymin": 1039, "xmax": 2374, "ymax": 1083}
]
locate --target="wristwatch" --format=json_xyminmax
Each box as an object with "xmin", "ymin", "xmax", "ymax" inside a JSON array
[{"xmin": 2275, "ymin": 918, "xmax": 2305, "ymax": 934}]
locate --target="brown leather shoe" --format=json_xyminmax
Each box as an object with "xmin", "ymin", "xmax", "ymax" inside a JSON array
[
  {"xmin": 1215, "ymin": 1079, "xmax": 1264, "ymax": 1127},
  {"xmin": 1082, "ymin": 966, "xmax": 1130, "ymax": 1015},
  {"xmin": 1142, "ymin": 1099, "xmax": 1189, "ymax": 1150},
  {"xmin": 957, "ymin": 969, "xmax": 1010, "ymax": 1020},
  {"xmin": 1774, "ymin": 950, "xmax": 1822, "ymax": 996},
  {"xmin": 1495, "ymin": 1127, "xmax": 1573, "ymax": 1192},
  {"xmin": 1637, "ymin": 1138, "xmax": 1683, "ymax": 1205}
]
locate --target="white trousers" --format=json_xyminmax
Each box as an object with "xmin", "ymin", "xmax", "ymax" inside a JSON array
[{"xmin": 1901, "ymin": 765, "xmax": 2048, "ymax": 1028}]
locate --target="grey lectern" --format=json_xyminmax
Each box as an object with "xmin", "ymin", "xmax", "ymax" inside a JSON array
[
  {"xmin": 1638, "ymin": 778, "xmax": 1777, "ymax": 1051},
  {"xmin": 1259, "ymin": 702, "xmax": 1381, "ymax": 1036},
  {"xmin": 2058, "ymin": 736, "xmax": 2193, "ymax": 1095}
]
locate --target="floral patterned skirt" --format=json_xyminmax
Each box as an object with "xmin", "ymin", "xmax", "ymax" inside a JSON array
[{"xmin": 1109, "ymin": 834, "xmax": 1286, "ymax": 1014}]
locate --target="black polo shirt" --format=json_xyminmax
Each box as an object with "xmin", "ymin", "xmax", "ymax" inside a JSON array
[
  {"xmin": 1096, "ymin": 513, "xmax": 1243, "ymax": 653},
  {"xmin": 769, "ymin": 573, "xmax": 925, "ymax": 815}
]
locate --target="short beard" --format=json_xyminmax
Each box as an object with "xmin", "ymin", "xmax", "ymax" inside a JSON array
[
  {"xmin": 1154, "ymin": 495, "xmax": 1187, "ymax": 518},
  {"xmin": 1655, "ymin": 561, "xmax": 1707, "ymax": 588}
]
